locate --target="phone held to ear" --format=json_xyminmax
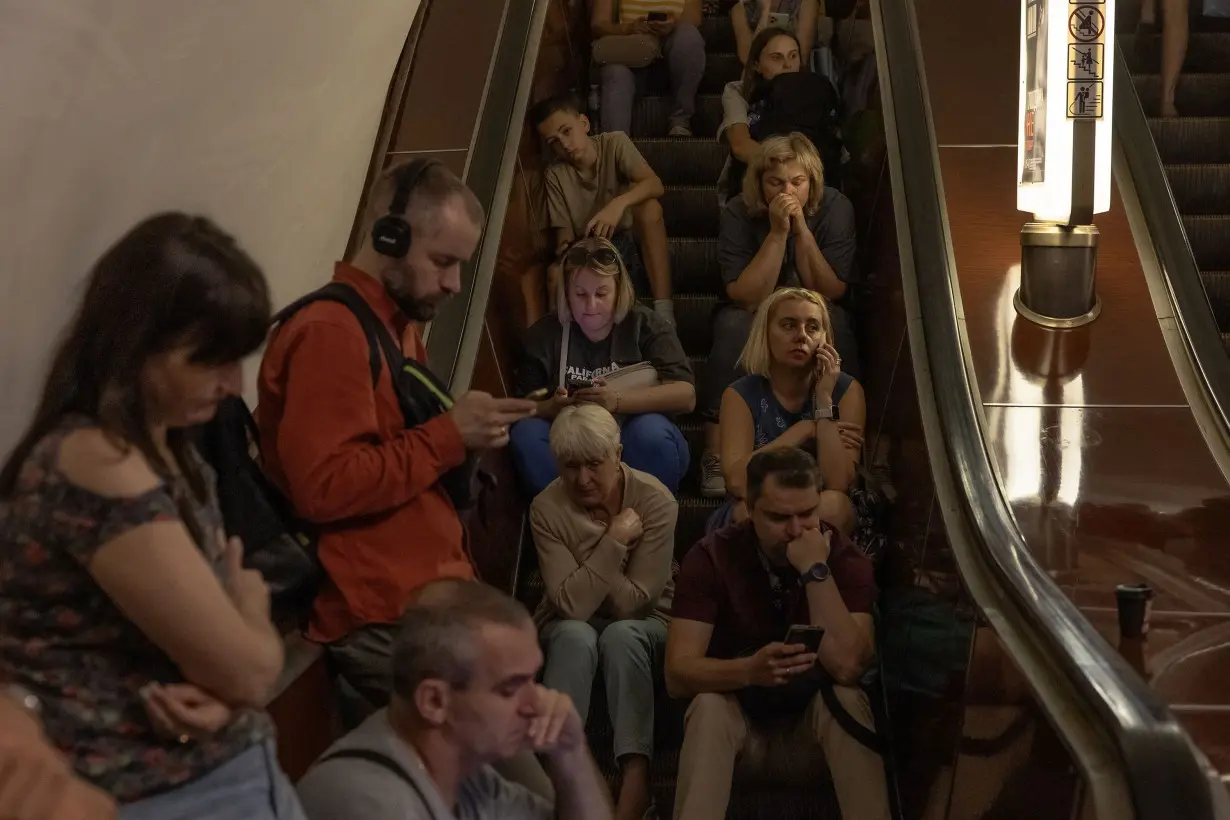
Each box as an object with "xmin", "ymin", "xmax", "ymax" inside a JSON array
[
  {"xmin": 784, "ymin": 624, "xmax": 825, "ymax": 654},
  {"xmin": 647, "ymin": 11, "xmax": 668, "ymax": 21}
]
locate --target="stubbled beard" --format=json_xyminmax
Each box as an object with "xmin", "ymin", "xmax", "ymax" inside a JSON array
[{"xmin": 382, "ymin": 268, "xmax": 440, "ymax": 322}]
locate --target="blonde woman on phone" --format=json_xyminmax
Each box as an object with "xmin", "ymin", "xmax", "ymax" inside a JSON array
[{"xmin": 715, "ymin": 287, "xmax": 864, "ymax": 533}]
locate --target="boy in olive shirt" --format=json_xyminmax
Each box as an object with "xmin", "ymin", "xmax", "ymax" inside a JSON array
[{"xmin": 531, "ymin": 94, "xmax": 675, "ymax": 326}]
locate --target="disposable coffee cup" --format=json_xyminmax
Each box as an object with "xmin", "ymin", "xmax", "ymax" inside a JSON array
[{"xmin": 1115, "ymin": 583, "xmax": 1153, "ymax": 638}]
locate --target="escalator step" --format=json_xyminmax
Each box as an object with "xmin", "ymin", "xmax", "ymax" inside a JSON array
[
  {"xmin": 1184, "ymin": 215, "xmax": 1230, "ymax": 271},
  {"xmin": 674, "ymin": 292, "xmax": 720, "ymax": 353},
  {"xmin": 1163, "ymin": 164, "xmax": 1230, "ymax": 215},
  {"xmin": 646, "ymin": 51, "xmax": 742, "ymax": 95},
  {"xmin": 670, "ymin": 237, "xmax": 721, "ymax": 293},
  {"xmin": 1199, "ymin": 271, "xmax": 1230, "ymax": 330},
  {"xmin": 1132, "ymin": 73, "xmax": 1230, "ymax": 117},
  {"xmin": 663, "ymin": 186, "xmax": 722, "ymax": 237},
  {"xmin": 1148, "ymin": 116, "xmax": 1230, "ymax": 164},
  {"xmin": 700, "ymin": 15, "xmax": 737, "ymax": 52},
  {"xmin": 634, "ymin": 94, "xmax": 724, "ymax": 138},
  {"xmin": 1123, "ymin": 32, "xmax": 1230, "ymax": 75},
  {"xmin": 636, "ymin": 138, "xmax": 728, "ymax": 186}
]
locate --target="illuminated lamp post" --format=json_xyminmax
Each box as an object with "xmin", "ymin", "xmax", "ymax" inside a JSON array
[{"xmin": 1016, "ymin": 0, "xmax": 1116, "ymax": 327}]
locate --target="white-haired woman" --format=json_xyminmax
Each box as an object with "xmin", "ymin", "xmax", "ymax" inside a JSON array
[
  {"xmin": 700, "ymin": 133, "xmax": 858, "ymax": 498},
  {"xmin": 511, "ymin": 236, "xmax": 694, "ymax": 497},
  {"xmin": 531, "ymin": 404, "xmax": 676, "ymax": 820},
  {"xmin": 716, "ymin": 287, "xmax": 865, "ymax": 533}
]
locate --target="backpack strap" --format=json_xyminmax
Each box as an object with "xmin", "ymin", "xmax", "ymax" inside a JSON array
[
  {"xmin": 818, "ymin": 680, "xmax": 885, "ymax": 754},
  {"xmin": 273, "ymin": 283, "xmax": 385, "ymax": 386},
  {"xmin": 558, "ymin": 321, "xmax": 570, "ymax": 389},
  {"xmin": 316, "ymin": 748, "xmax": 439, "ymax": 819}
]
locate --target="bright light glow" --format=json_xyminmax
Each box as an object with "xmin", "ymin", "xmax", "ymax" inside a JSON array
[
  {"xmin": 989, "ymin": 265, "xmax": 1085, "ymax": 508},
  {"xmin": 1016, "ymin": 0, "xmax": 1116, "ymax": 222}
]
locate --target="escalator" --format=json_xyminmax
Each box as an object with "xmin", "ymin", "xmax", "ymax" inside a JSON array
[
  {"xmin": 388, "ymin": 0, "xmax": 1230, "ymax": 817},
  {"xmin": 1124, "ymin": 20, "xmax": 1230, "ymax": 348}
]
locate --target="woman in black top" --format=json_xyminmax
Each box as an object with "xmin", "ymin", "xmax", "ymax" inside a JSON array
[{"xmin": 511, "ymin": 237, "xmax": 694, "ymax": 496}]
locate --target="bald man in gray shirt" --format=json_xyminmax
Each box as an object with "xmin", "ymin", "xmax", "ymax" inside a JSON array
[{"xmin": 297, "ymin": 580, "xmax": 611, "ymax": 820}]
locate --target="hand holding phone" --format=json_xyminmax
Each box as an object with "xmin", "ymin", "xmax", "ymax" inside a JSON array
[
  {"xmin": 784, "ymin": 624, "xmax": 825, "ymax": 654},
  {"xmin": 566, "ymin": 377, "xmax": 595, "ymax": 396}
]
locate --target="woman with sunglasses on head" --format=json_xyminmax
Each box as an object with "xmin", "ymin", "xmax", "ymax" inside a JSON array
[
  {"xmin": 511, "ymin": 237, "xmax": 694, "ymax": 498},
  {"xmin": 715, "ymin": 287, "xmax": 864, "ymax": 534},
  {"xmin": 0, "ymin": 214, "xmax": 303, "ymax": 819}
]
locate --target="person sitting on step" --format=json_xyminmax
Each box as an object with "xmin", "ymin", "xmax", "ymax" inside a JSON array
[
  {"xmin": 532, "ymin": 93, "xmax": 675, "ymax": 326},
  {"xmin": 731, "ymin": 0, "xmax": 819, "ymax": 67},
  {"xmin": 700, "ymin": 132, "xmax": 858, "ymax": 499},
  {"xmin": 511, "ymin": 237, "xmax": 693, "ymax": 498},
  {"xmin": 591, "ymin": 0, "xmax": 706, "ymax": 139},
  {"xmin": 717, "ymin": 27, "xmax": 800, "ymax": 208},
  {"xmin": 666, "ymin": 448, "xmax": 889, "ymax": 820},
  {"xmin": 717, "ymin": 27, "xmax": 843, "ymax": 208},
  {"xmin": 530, "ymin": 404, "xmax": 676, "ymax": 820},
  {"xmin": 297, "ymin": 579, "xmax": 611, "ymax": 820},
  {"xmin": 715, "ymin": 287, "xmax": 864, "ymax": 534}
]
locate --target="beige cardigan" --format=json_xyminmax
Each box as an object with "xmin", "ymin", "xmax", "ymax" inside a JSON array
[{"xmin": 530, "ymin": 464, "xmax": 677, "ymax": 627}]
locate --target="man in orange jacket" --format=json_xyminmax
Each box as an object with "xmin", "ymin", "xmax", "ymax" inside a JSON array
[{"xmin": 257, "ymin": 160, "xmax": 537, "ymax": 704}]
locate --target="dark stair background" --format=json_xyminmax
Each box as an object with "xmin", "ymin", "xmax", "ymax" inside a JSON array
[
  {"xmin": 1124, "ymin": 12, "xmax": 1230, "ymax": 349},
  {"xmin": 514, "ymin": 5, "xmax": 846, "ymax": 817}
]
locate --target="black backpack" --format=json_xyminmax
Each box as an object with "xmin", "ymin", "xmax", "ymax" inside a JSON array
[
  {"xmin": 197, "ymin": 283, "xmax": 482, "ymax": 619},
  {"xmin": 726, "ymin": 71, "xmax": 845, "ymax": 201}
]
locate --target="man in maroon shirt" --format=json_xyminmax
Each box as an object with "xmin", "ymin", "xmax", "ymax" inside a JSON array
[{"xmin": 665, "ymin": 448, "xmax": 889, "ymax": 820}]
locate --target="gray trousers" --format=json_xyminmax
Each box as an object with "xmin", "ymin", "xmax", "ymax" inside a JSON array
[
  {"xmin": 541, "ymin": 617, "xmax": 668, "ymax": 761},
  {"xmin": 328, "ymin": 624, "xmax": 556, "ymax": 801},
  {"xmin": 599, "ymin": 21, "xmax": 706, "ymax": 134},
  {"xmin": 701, "ymin": 302, "xmax": 860, "ymax": 421}
]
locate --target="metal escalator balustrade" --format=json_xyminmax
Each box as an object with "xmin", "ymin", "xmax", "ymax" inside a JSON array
[{"xmin": 1124, "ymin": 22, "xmax": 1230, "ymax": 351}]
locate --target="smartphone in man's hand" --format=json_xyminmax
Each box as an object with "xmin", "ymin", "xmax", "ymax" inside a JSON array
[{"xmin": 784, "ymin": 624, "xmax": 825, "ymax": 654}]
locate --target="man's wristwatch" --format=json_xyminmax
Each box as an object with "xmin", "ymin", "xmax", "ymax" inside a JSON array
[{"xmin": 799, "ymin": 562, "xmax": 831, "ymax": 586}]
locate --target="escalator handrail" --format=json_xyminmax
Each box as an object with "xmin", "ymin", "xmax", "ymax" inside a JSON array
[
  {"xmin": 1113, "ymin": 44, "xmax": 1230, "ymax": 443},
  {"xmin": 873, "ymin": 3, "xmax": 1218, "ymax": 819},
  {"xmin": 424, "ymin": 0, "xmax": 552, "ymax": 391}
]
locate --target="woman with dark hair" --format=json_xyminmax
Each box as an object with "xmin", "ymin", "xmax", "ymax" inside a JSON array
[
  {"xmin": 0, "ymin": 214, "xmax": 303, "ymax": 818},
  {"xmin": 731, "ymin": 0, "xmax": 819, "ymax": 66}
]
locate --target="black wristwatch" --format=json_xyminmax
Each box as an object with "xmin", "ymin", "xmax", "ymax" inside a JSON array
[{"xmin": 799, "ymin": 562, "xmax": 831, "ymax": 586}]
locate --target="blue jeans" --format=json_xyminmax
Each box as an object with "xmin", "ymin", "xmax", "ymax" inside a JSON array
[
  {"xmin": 509, "ymin": 413, "xmax": 690, "ymax": 497},
  {"xmin": 119, "ymin": 740, "xmax": 304, "ymax": 820},
  {"xmin": 599, "ymin": 21, "xmax": 707, "ymax": 133},
  {"xmin": 541, "ymin": 618, "xmax": 667, "ymax": 760}
]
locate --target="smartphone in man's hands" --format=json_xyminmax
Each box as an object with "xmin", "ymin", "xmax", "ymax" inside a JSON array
[{"xmin": 784, "ymin": 624, "xmax": 825, "ymax": 654}]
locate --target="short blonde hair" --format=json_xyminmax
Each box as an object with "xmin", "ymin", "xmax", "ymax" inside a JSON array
[
  {"xmin": 737, "ymin": 287, "xmax": 834, "ymax": 377},
  {"xmin": 556, "ymin": 236, "xmax": 637, "ymax": 325},
  {"xmin": 742, "ymin": 132, "xmax": 826, "ymax": 218},
  {"xmin": 549, "ymin": 404, "xmax": 622, "ymax": 463}
]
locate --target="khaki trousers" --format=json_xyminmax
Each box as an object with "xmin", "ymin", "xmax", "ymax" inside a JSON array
[{"xmin": 673, "ymin": 687, "xmax": 891, "ymax": 820}]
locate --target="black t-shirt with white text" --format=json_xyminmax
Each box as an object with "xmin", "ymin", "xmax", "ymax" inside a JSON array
[{"xmin": 514, "ymin": 303, "xmax": 693, "ymax": 400}]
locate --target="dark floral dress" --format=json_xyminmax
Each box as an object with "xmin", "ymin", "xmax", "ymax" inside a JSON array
[{"xmin": 0, "ymin": 417, "xmax": 273, "ymax": 802}]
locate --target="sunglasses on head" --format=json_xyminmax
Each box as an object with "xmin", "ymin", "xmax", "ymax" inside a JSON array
[{"xmin": 563, "ymin": 241, "xmax": 618, "ymax": 269}]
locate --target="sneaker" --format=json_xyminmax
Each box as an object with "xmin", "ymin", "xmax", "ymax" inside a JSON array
[
  {"xmin": 701, "ymin": 450, "xmax": 726, "ymax": 498},
  {"xmin": 668, "ymin": 122, "xmax": 693, "ymax": 138}
]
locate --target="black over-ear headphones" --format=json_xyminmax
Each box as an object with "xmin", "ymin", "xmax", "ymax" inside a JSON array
[{"xmin": 371, "ymin": 158, "xmax": 442, "ymax": 259}]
